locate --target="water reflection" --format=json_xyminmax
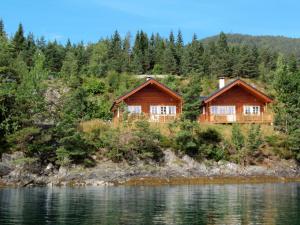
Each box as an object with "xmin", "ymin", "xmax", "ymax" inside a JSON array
[{"xmin": 0, "ymin": 183, "xmax": 300, "ymax": 224}]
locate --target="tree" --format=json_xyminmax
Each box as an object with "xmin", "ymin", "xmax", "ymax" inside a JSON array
[
  {"xmin": 122, "ymin": 32, "xmax": 132, "ymax": 72},
  {"xmin": 233, "ymin": 45, "xmax": 259, "ymax": 78},
  {"xmin": 87, "ymin": 41, "xmax": 109, "ymax": 76},
  {"xmin": 44, "ymin": 41, "xmax": 65, "ymax": 73},
  {"xmin": 183, "ymin": 74, "xmax": 202, "ymax": 120},
  {"xmin": 246, "ymin": 124, "xmax": 262, "ymax": 152},
  {"xmin": 182, "ymin": 36, "xmax": 204, "ymax": 75},
  {"xmin": 0, "ymin": 19, "xmax": 5, "ymax": 37},
  {"xmin": 175, "ymin": 30, "xmax": 184, "ymax": 74},
  {"xmin": 13, "ymin": 23, "xmax": 26, "ymax": 54},
  {"xmin": 107, "ymin": 30, "xmax": 123, "ymax": 73},
  {"xmin": 61, "ymin": 51, "xmax": 78, "ymax": 79},
  {"xmin": 215, "ymin": 32, "xmax": 233, "ymax": 77},
  {"xmin": 132, "ymin": 30, "xmax": 149, "ymax": 73},
  {"xmin": 23, "ymin": 32, "xmax": 37, "ymax": 67},
  {"xmin": 231, "ymin": 124, "xmax": 245, "ymax": 151}
]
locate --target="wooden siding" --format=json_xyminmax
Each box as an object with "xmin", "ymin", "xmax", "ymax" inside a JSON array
[
  {"xmin": 200, "ymin": 85, "xmax": 273, "ymax": 124},
  {"xmin": 124, "ymin": 84, "xmax": 181, "ymax": 114},
  {"xmin": 113, "ymin": 83, "xmax": 182, "ymax": 123}
]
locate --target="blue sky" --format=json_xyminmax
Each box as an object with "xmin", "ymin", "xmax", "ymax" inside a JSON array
[{"xmin": 1, "ymin": 0, "xmax": 300, "ymax": 43}]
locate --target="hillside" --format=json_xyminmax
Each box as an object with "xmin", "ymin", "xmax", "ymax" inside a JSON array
[{"xmin": 202, "ymin": 34, "xmax": 300, "ymax": 58}]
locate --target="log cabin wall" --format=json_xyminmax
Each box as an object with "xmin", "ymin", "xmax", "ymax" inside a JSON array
[
  {"xmin": 209, "ymin": 85, "xmax": 266, "ymax": 115},
  {"xmin": 123, "ymin": 84, "xmax": 182, "ymax": 115}
]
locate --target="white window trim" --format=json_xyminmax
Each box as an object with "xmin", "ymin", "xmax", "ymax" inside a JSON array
[
  {"xmin": 127, "ymin": 105, "xmax": 142, "ymax": 114},
  {"xmin": 210, "ymin": 105, "xmax": 236, "ymax": 115},
  {"xmin": 150, "ymin": 105, "xmax": 176, "ymax": 115},
  {"xmin": 243, "ymin": 105, "xmax": 260, "ymax": 115}
]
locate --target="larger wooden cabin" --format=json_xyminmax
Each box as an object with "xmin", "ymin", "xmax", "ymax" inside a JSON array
[
  {"xmin": 111, "ymin": 77, "xmax": 183, "ymax": 123},
  {"xmin": 199, "ymin": 78, "xmax": 273, "ymax": 124}
]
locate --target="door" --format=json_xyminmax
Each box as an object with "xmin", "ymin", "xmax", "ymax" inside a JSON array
[{"xmin": 226, "ymin": 106, "xmax": 236, "ymax": 122}]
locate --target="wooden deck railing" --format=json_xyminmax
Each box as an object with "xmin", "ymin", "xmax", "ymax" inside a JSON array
[
  {"xmin": 125, "ymin": 113, "xmax": 178, "ymax": 123},
  {"xmin": 200, "ymin": 113, "xmax": 273, "ymax": 124}
]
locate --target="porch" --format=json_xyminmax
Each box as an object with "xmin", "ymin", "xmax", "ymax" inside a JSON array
[
  {"xmin": 199, "ymin": 112, "xmax": 273, "ymax": 124},
  {"xmin": 119, "ymin": 113, "xmax": 178, "ymax": 123}
]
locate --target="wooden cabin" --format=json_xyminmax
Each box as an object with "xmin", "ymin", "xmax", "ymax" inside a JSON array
[
  {"xmin": 199, "ymin": 78, "xmax": 273, "ymax": 124},
  {"xmin": 111, "ymin": 77, "xmax": 183, "ymax": 123}
]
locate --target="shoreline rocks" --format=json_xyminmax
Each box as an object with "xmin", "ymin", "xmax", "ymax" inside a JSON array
[{"xmin": 1, "ymin": 150, "xmax": 299, "ymax": 187}]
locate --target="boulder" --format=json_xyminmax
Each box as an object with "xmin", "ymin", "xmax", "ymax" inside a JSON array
[{"xmin": 0, "ymin": 163, "xmax": 12, "ymax": 176}]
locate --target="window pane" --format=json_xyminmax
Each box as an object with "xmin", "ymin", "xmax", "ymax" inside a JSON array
[
  {"xmin": 244, "ymin": 105, "xmax": 260, "ymax": 115},
  {"xmin": 128, "ymin": 105, "xmax": 141, "ymax": 114},
  {"xmin": 211, "ymin": 106, "xmax": 235, "ymax": 115}
]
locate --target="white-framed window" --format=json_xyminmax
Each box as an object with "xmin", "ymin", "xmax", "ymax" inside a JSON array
[
  {"xmin": 243, "ymin": 106, "xmax": 260, "ymax": 115},
  {"xmin": 210, "ymin": 106, "xmax": 236, "ymax": 115},
  {"xmin": 127, "ymin": 105, "xmax": 142, "ymax": 114},
  {"xmin": 150, "ymin": 106, "xmax": 176, "ymax": 115},
  {"xmin": 169, "ymin": 106, "xmax": 176, "ymax": 115},
  {"xmin": 161, "ymin": 106, "xmax": 167, "ymax": 115}
]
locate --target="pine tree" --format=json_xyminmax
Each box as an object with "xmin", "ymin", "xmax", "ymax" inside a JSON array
[
  {"xmin": 163, "ymin": 31, "xmax": 177, "ymax": 74},
  {"xmin": 233, "ymin": 46, "xmax": 259, "ymax": 78},
  {"xmin": 44, "ymin": 40, "xmax": 65, "ymax": 73},
  {"xmin": 132, "ymin": 30, "xmax": 149, "ymax": 73},
  {"xmin": 107, "ymin": 30, "xmax": 123, "ymax": 73},
  {"xmin": 175, "ymin": 30, "xmax": 184, "ymax": 74},
  {"xmin": 246, "ymin": 124, "xmax": 262, "ymax": 152},
  {"xmin": 183, "ymin": 74, "xmax": 202, "ymax": 120},
  {"xmin": 61, "ymin": 51, "xmax": 78, "ymax": 79},
  {"xmin": 215, "ymin": 32, "xmax": 233, "ymax": 77},
  {"xmin": 182, "ymin": 35, "xmax": 204, "ymax": 75},
  {"xmin": 87, "ymin": 41, "xmax": 109, "ymax": 76},
  {"xmin": 231, "ymin": 124, "xmax": 245, "ymax": 150},
  {"xmin": 13, "ymin": 23, "xmax": 26, "ymax": 53},
  {"xmin": 0, "ymin": 19, "xmax": 5, "ymax": 37},
  {"xmin": 23, "ymin": 32, "xmax": 36, "ymax": 67},
  {"xmin": 287, "ymin": 54, "xmax": 298, "ymax": 73},
  {"xmin": 122, "ymin": 32, "xmax": 131, "ymax": 72}
]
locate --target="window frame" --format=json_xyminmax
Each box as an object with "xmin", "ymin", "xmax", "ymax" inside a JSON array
[
  {"xmin": 127, "ymin": 105, "xmax": 142, "ymax": 114},
  {"xmin": 243, "ymin": 105, "xmax": 260, "ymax": 115},
  {"xmin": 150, "ymin": 105, "xmax": 177, "ymax": 115},
  {"xmin": 210, "ymin": 105, "xmax": 236, "ymax": 115}
]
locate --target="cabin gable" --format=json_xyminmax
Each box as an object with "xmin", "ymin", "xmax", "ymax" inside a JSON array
[
  {"xmin": 124, "ymin": 84, "xmax": 181, "ymax": 114},
  {"xmin": 112, "ymin": 78, "xmax": 183, "ymax": 123},
  {"xmin": 200, "ymin": 79, "xmax": 273, "ymax": 124},
  {"xmin": 210, "ymin": 85, "xmax": 266, "ymax": 113}
]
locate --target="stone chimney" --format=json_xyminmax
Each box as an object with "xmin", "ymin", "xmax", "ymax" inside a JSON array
[{"xmin": 219, "ymin": 77, "xmax": 225, "ymax": 89}]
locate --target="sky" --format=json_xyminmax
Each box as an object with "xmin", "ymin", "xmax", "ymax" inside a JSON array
[{"xmin": 1, "ymin": 0, "xmax": 300, "ymax": 43}]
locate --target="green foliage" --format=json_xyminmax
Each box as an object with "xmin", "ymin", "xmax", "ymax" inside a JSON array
[
  {"xmin": 100, "ymin": 120, "xmax": 163, "ymax": 163},
  {"xmin": 13, "ymin": 23, "xmax": 25, "ymax": 54},
  {"xmin": 61, "ymin": 51, "xmax": 78, "ymax": 79},
  {"xmin": 183, "ymin": 75, "xmax": 202, "ymax": 120},
  {"xmin": 57, "ymin": 129, "xmax": 95, "ymax": 163},
  {"xmin": 273, "ymin": 55, "xmax": 300, "ymax": 160},
  {"xmin": 174, "ymin": 121, "xmax": 225, "ymax": 161},
  {"xmin": 82, "ymin": 77, "xmax": 106, "ymax": 94},
  {"xmin": 246, "ymin": 124, "xmax": 262, "ymax": 152},
  {"xmin": 1, "ymin": 20, "xmax": 299, "ymax": 166},
  {"xmin": 231, "ymin": 124, "xmax": 245, "ymax": 151}
]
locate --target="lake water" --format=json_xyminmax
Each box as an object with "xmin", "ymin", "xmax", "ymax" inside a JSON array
[{"xmin": 0, "ymin": 183, "xmax": 300, "ymax": 225}]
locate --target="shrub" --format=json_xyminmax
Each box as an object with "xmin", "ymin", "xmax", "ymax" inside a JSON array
[
  {"xmin": 82, "ymin": 77, "xmax": 106, "ymax": 94},
  {"xmin": 286, "ymin": 129, "xmax": 300, "ymax": 161},
  {"xmin": 174, "ymin": 121, "xmax": 226, "ymax": 161},
  {"xmin": 175, "ymin": 120, "xmax": 199, "ymax": 156},
  {"xmin": 231, "ymin": 124, "xmax": 245, "ymax": 151},
  {"xmin": 246, "ymin": 124, "xmax": 262, "ymax": 152},
  {"xmin": 196, "ymin": 128, "xmax": 225, "ymax": 161}
]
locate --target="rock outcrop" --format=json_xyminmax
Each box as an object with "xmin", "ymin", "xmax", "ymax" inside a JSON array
[{"xmin": 1, "ymin": 150, "xmax": 299, "ymax": 187}]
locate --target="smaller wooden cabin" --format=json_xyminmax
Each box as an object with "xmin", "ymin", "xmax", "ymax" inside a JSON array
[
  {"xmin": 199, "ymin": 78, "xmax": 273, "ymax": 124},
  {"xmin": 111, "ymin": 77, "xmax": 183, "ymax": 123}
]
